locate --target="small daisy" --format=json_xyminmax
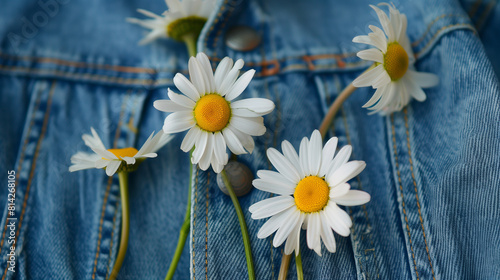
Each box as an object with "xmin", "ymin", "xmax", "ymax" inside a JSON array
[
  {"xmin": 249, "ymin": 130, "xmax": 370, "ymax": 256},
  {"xmin": 154, "ymin": 52, "xmax": 274, "ymax": 173},
  {"xmin": 69, "ymin": 128, "xmax": 172, "ymax": 176},
  {"xmin": 127, "ymin": 0, "xmax": 215, "ymax": 44},
  {"xmin": 352, "ymin": 3, "xmax": 439, "ymax": 115}
]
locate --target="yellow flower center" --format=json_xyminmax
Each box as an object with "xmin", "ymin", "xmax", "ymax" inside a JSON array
[
  {"xmin": 294, "ymin": 176, "xmax": 330, "ymax": 213},
  {"xmin": 107, "ymin": 147, "xmax": 138, "ymax": 159},
  {"xmin": 384, "ymin": 42, "xmax": 409, "ymax": 81},
  {"xmin": 194, "ymin": 94, "xmax": 231, "ymax": 132}
]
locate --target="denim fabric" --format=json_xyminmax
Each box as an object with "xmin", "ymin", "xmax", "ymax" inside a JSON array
[{"xmin": 0, "ymin": 0, "xmax": 499, "ymax": 279}]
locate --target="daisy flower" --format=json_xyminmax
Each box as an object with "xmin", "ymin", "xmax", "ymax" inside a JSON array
[
  {"xmin": 249, "ymin": 130, "xmax": 371, "ymax": 256},
  {"xmin": 154, "ymin": 52, "xmax": 275, "ymax": 173},
  {"xmin": 127, "ymin": 0, "xmax": 215, "ymax": 44},
  {"xmin": 352, "ymin": 3, "xmax": 439, "ymax": 115},
  {"xmin": 69, "ymin": 127, "xmax": 172, "ymax": 176}
]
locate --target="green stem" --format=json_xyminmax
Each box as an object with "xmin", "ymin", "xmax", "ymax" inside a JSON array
[
  {"xmin": 165, "ymin": 153, "xmax": 193, "ymax": 280},
  {"xmin": 295, "ymin": 253, "xmax": 304, "ymax": 280},
  {"xmin": 221, "ymin": 170, "xmax": 256, "ymax": 280},
  {"xmin": 183, "ymin": 32, "xmax": 198, "ymax": 57},
  {"xmin": 278, "ymin": 254, "xmax": 292, "ymax": 280},
  {"xmin": 109, "ymin": 171, "xmax": 130, "ymax": 280}
]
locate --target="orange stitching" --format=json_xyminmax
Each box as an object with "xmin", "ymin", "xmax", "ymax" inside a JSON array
[
  {"xmin": 403, "ymin": 109, "xmax": 436, "ymax": 280},
  {"xmin": 0, "ymin": 65, "xmax": 172, "ymax": 86},
  {"xmin": 0, "ymin": 85, "xmax": 42, "ymax": 256},
  {"xmin": 205, "ymin": 173, "xmax": 209, "ymax": 280},
  {"xmin": 91, "ymin": 91, "xmax": 129, "ymax": 279},
  {"xmin": 2, "ymin": 81, "xmax": 56, "ymax": 278},
  {"xmin": 415, "ymin": 23, "xmax": 475, "ymax": 59},
  {"xmin": 0, "ymin": 52, "xmax": 159, "ymax": 74},
  {"xmin": 105, "ymin": 198, "xmax": 121, "ymax": 279},
  {"xmin": 340, "ymin": 106, "xmax": 380, "ymax": 278},
  {"xmin": 192, "ymin": 167, "xmax": 199, "ymax": 279},
  {"xmin": 390, "ymin": 114, "xmax": 419, "ymax": 280}
]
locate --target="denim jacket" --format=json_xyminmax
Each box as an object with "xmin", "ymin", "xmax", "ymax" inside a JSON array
[{"xmin": 1, "ymin": 0, "xmax": 499, "ymax": 279}]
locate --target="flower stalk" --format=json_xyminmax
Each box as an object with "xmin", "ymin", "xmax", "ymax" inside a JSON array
[
  {"xmin": 221, "ymin": 170, "xmax": 256, "ymax": 280},
  {"xmin": 165, "ymin": 153, "xmax": 193, "ymax": 280},
  {"xmin": 296, "ymin": 252, "xmax": 304, "ymax": 280},
  {"xmin": 109, "ymin": 171, "xmax": 130, "ymax": 280}
]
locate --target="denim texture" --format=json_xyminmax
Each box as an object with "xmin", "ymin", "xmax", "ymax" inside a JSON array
[{"xmin": 0, "ymin": 0, "xmax": 499, "ymax": 279}]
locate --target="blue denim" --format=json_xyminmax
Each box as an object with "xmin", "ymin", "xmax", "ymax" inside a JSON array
[{"xmin": 1, "ymin": 0, "xmax": 499, "ymax": 279}]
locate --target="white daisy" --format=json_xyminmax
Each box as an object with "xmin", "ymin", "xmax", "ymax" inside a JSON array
[
  {"xmin": 154, "ymin": 52, "xmax": 275, "ymax": 173},
  {"xmin": 69, "ymin": 127, "xmax": 173, "ymax": 176},
  {"xmin": 127, "ymin": 0, "xmax": 215, "ymax": 44},
  {"xmin": 249, "ymin": 130, "xmax": 371, "ymax": 256},
  {"xmin": 352, "ymin": 3, "xmax": 439, "ymax": 115}
]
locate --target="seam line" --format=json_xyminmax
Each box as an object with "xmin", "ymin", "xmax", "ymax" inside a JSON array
[
  {"xmin": 192, "ymin": 167, "xmax": 199, "ymax": 279},
  {"xmin": 390, "ymin": 114, "xmax": 419, "ymax": 280},
  {"xmin": 0, "ymin": 84, "xmax": 42, "ymax": 256},
  {"xmin": 91, "ymin": 91, "xmax": 129, "ymax": 279},
  {"xmin": 2, "ymin": 81, "xmax": 56, "ymax": 278},
  {"xmin": 205, "ymin": 173, "xmax": 209, "ymax": 280},
  {"xmin": 403, "ymin": 109, "xmax": 436, "ymax": 280}
]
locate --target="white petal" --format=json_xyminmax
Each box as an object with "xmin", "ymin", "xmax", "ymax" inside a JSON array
[
  {"xmin": 188, "ymin": 56, "xmax": 206, "ymax": 94},
  {"xmin": 214, "ymin": 57, "xmax": 233, "ymax": 91},
  {"xmin": 168, "ymin": 88, "xmax": 196, "ymax": 108},
  {"xmin": 181, "ymin": 126, "xmax": 201, "ymax": 152},
  {"xmin": 198, "ymin": 132, "xmax": 214, "ymax": 170},
  {"xmin": 173, "ymin": 73, "xmax": 201, "ymax": 101},
  {"xmin": 213, "ymin": 132, "xmax": 228, "ymax": 167},
  {"xmin": 95, "ymin": 159, "xmax": 109, "ymax": 169},
  {"xmin": 222, "ymin": 127, "xmax": 246, "ymax": 155},
  {"xmin": 368, "ymin": 82, "xmax": 397, "ymax": 114},
  {"xmin": 319, "ymin": 137, "xmax": 338, "ymax": 177},
  {"xmin": 357, "ymin": 49, "xmax": 383, "ymax": 63},
  {"xmin": 225, "ymin": 70, "xmax": 256, "ymax": 101},
  {"xmin": 196, "ymin": 53, "xmax": 216, "ymax": 93},
  {"xmin": 329, "ymin": 183, "xmax": 351, "ymax": 198},
  {"xmin": 329, "ymin": 161, "xmax": 366, "ymax": 187},
  {"xmin": 249, "ymin": 196, "xmax": 295, "ymax": 219},
  {"xmin": 308, "ymin": 130, "xmax": 322, "ymax": 175},
  {"xmin": 333, "ymin": 190, "xmax": 371, "ymax": 206},
  {"xmin": 352, "ymin": 35, "xmax": 372, "ymax": 45},
  {"xmin": 231, "ymin": 108, "xmax": 261, "ymax": 118},
  {"xmin": 137, "ymin": 9, "xmax": 163, "ymax": 19},
  {"xmin": 368, "ymin": 25, "xmax": 388, "ymax": 53},
  {"xmin": 307, "ymin": 213, "xmax": 321, "ymax": 251},
  {"xmin": 153, "ymin": 132, "xmax": 173, "ymax": 153},
  {"xmin": 256, "ymin": 169, "xmax": 297, "ymax": 191},
  {"xmin": 371, "ymin": 68, "xmax": 392, "ymax": 89},
  {"xmin": 228, "ymin": 124, "xmax": 255, "ymax": 153},
  {"xmin": 219, "ymin": 59, "xmax": 244, "ymax": 96},
  {"xmin": 135, "ymin": 131, "xmax": 157, "ymax": 156},
  {"xmin": 122, "ymin": 157, "xmax": 136, "ymax": 165},
  {"xmin": 370, "ymin": 5, "xmax": 395, "ymax": 41},
  {"xmin": 281, "ymin": 140, "xmax": 305, "ymax": 178},
  {"xmin": 105, "ymin": 160, "xmax": 121, "ymax": 176},
  {"xmin": 82, "ymin": 127, "xmax": 106, "ymax": 151},
  {"xmin": 324, "ymin": 205, "xmax": 351, "ymax": 237},
  {"xmin": 252, "ymin": 178, "xmax": 295, "ymax": 195},
  {"xmin": 257, "ymin": 207, "xmax": 295, "ymax": 239},
  {"xmin": 320, "ymin": 212, "xmax": 337, "ymax": 253},
  {"xmin": 230, "ymin": 116, "xmax": 266, "ymax": 136},
  {"xmin": 230, "ymin": 98, "xmax": 275, "ymax": 115},
  {"xmin": 327, "ymin": 145, "xmax": 352, "ymax": 177},
  {"xmin": 284, "ymin": 219, "xmax": 301, "ymax": 256},
  {"xmin": 299, "ymin": 137, "xmax": 310, "ymax": 176},
  {"xmin": 407, "ymin": 70, "xmax": 439, "ymax": 89},
  {"xmin": 352, "ymin": 64, "xmax": 385, "ymax": 88},
  {"xmin": 191, "ymin": 131, "xmax": 208, "ymax": 164},
  {"xmin": 162, "ymin": 111, "xmax": 195, "ymax": 134},
  {"xmin": 362, "ymin": 84, "xmax": 387, "ymax": 108},
  {"xmin": 154, "ymin": 99, "xmax": 188, "ymax": 112},
  {"xmin": 404, "ymin": 77, "xmax": 427, "ymax": 102},
  {"xmin": 273, "ymin": 209, "xmax": 301, "ymax": 247},
  {"xmin": 267, "ymin": 148, "xmax": 302, "ymax": 184}
]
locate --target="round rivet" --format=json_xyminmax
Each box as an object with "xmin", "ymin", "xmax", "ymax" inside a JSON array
[
  {"xmin": 225, "ymin": 25, "xmax": 261, "ymax": 52},
  {"xmin": 216, "ymin": 161, "xmax": 254, "ymax": 197}
]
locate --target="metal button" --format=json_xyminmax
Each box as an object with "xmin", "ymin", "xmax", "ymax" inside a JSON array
[
  {"xmin": 216, "ymin": 161, "xmax": 254, "ymax": 197},
  {"xmin": 225, "ymin": 25, "xmax": 261, "ymax": 52}
]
